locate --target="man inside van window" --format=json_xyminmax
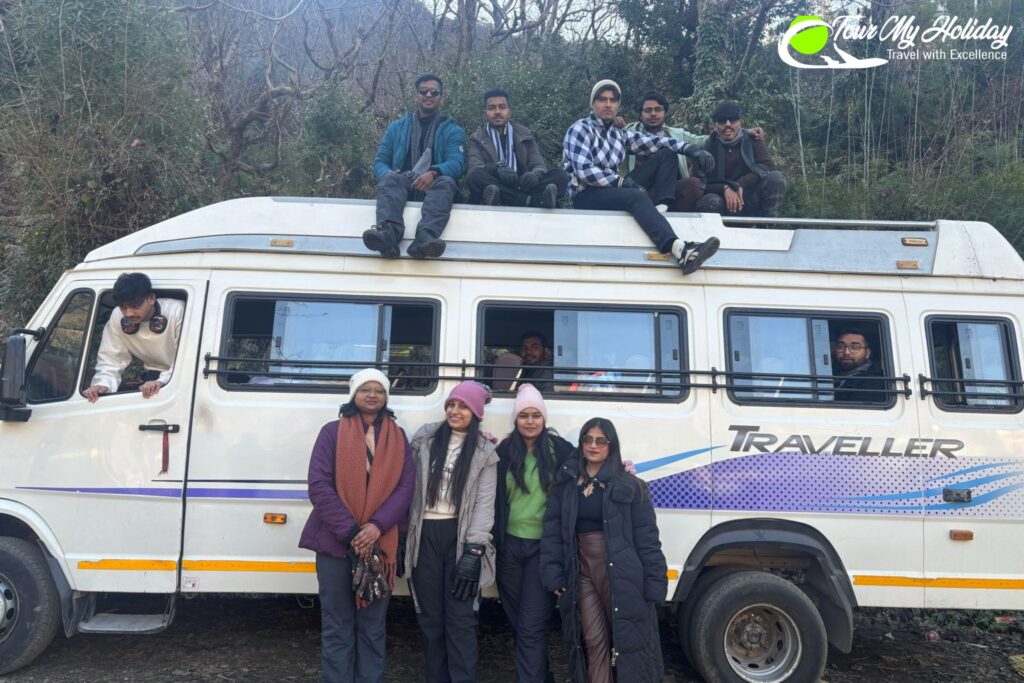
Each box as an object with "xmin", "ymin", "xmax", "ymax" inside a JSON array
[
  {"xmin": 466, "ymin": 88, "xmax": 568, "ymax": 208},
  {"xmin": 563, "ymin": 79, "xmax": 720, "ymax": 276},
  {"xmin": 831, "ymin": 328, "xmax": 886, "ymax": 403},
  {"xmin": 516, "ymin": 330, "xmax": 553, "ymax": 392},
  {"xmin": 362, "ymin": 74, "xmax": 465, "ymax": 261},
  {"xmin": 83, "ymin": 273, "xmax": 184, "ymax": 403}
]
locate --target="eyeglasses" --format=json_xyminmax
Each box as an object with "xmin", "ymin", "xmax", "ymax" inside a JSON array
[
  {"xmin": 833, "ymin": 342, "xmax": 866, "ymax": 352},
  {"xmin": 642, "ymin": 107, "xmax": 665, "ymax": 115},
  {"xmin": 581, "ymin": 436, "xmax": 610, "ymax": 447},
  {"xmin": 417, "ymin": 89, "xmax": 441, "ymax": 97},
  {"xmin": 356, "ymin": 386, "xmax": 387, "ymax": 396}
]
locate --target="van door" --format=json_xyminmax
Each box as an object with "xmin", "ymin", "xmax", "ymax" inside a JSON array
[
  {"xmin": 907, "ymin": 296, "xmax": 1024, "ymax": 609},
  {"xmin": 2, "ymin": 276, "xmax": 206, "ymax": 593},
  {"xmin": 705, "ymin": 286, "xmax": 926, "ymax": 606}
]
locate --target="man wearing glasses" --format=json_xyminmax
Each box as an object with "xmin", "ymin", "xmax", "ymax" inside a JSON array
[
  {"xmin": 675, "ymin": 100, "xmax": 787, "ymax": 217},
  {"xmin": 363, "ymin": 74, "xmax": 466, "ymax": 260},
  {"xmin": 831, "ymin": 328, "xmax": 887, "ymax": 403}
]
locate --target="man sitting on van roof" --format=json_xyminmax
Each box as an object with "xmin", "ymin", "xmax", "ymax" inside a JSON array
[
  {"xmin": 83, "ymin": 272, "xmax": 184, "ymax": 403},
  {"xmin": 563, "ymin": 79, "xmax": 721, "ymax": 276},
  {"xmin": 675, "ymin": 100, "xmax": 787, "ymax": 217},
  {"xmin": 363, "ymin": 74, "xmax": 465, "ymax": 260},
  {"xmin": 832, "ymin": 328, "xmax": 887, "ymax": 403},
  {"xmin": 466, "ymin": 88, "xmax": 568, "ymax": 209}
]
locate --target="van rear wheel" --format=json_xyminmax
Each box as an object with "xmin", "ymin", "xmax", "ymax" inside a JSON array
[
  {"xmin": 0, "ymin": 537, "xmax": 61, "ymax": 675},
  {"xmin": 690, "ymin": 571, "xmax": 826, "ymax": 683}
]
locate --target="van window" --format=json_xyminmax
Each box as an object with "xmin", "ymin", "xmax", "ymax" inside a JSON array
[
  {"xmin": 80, "ymin": 290, "xmax": 188, "ymax": 396},
  {"xmin": 27, "ymin": 290, "xmax": 95, "ymax": 403},
  {"xmin": 478, "ymin": 303, "xmax": 686, "ymax": 399},
  {"xmin": 725, "ymin": 310, "xmax": 894, "ymax": 407},
  {"xmin": 219, "ymin": 295, "xmax": 437, "ymax": 393},
  {"xmin": 927, "ymin": 317, "xmax": 1022, "ymax": 412}
]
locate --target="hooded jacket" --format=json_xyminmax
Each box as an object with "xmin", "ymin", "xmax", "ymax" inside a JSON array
[{"xmin": 373, "ymin": 113, "xmax": 466, "ymax": 181}]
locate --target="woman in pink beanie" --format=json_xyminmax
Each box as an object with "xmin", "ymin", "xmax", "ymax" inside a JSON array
[
  {"xmin": 404, "ymin": 381, "xmax": 498, "ymax": 682},
  {"xmin": 494, "ymin": 383, "xmax": 575, "ymax": 683}
]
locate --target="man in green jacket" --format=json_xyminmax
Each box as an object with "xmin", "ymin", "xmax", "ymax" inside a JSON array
[
  {"xmin": 363, "ymin": 74, "xmax": 466, "ymax": 260},
  {"xmin": 466, "ymin": 88, "xmax": 568, "ymax": 208}
]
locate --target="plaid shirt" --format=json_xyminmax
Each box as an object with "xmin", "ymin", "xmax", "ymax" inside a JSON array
[{"xmin": 562, "ymin": 114, "xmax": 696, "ymax": 196}]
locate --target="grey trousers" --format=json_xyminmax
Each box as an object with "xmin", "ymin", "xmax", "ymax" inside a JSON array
[
  {"xmin": 316, "ymin": 552, "xmax": 391, "ymax": 683},
  {"xmin": 375, "ymin": 171, "xmax": 459, "ymax": 242}
]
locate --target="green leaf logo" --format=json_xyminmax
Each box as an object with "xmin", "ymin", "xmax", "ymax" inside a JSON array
[{"xmin": 788, "ymin": 15, "xmax": 829, "ymax": 55}]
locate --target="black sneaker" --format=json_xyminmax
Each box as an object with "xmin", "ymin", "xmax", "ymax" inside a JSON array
[
  {"xmin": 407, "ymin": 234, "xmax": 447, "ymax": 260},
  {"xmin": 679, "ymin": 237, "xmax": 720, "ymax": 275},
  {"xmin": 362, "ymin": 225, "xmax": 400, "ymax": 259},
  {"xmin": 482, "ymin": 185, "xmax": 501, "ymax": 206},
  {"xmin": 540, "ymin": 183, "xmax": 558, "ymax": 209}
]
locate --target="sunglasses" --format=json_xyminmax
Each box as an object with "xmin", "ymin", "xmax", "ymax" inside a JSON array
[
  {"xmin": 581, "ymin": 436, "xmax": 610, "ymax": 447},
  {"xmin": 715, "ymin": 117, "xmax": 740, "ymax": 124},
  {"xmin": 417, "ymin": 89, "xmax": 441, "ymax": 97}
]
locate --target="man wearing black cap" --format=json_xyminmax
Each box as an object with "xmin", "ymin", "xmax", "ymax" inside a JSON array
[
  {"xmin": 563, "ymin": 80, "xmax": 721, "ymax": 276},
  {"xmin": 676, "ymin": 100, "xmax": 787, "ymax": 217}
]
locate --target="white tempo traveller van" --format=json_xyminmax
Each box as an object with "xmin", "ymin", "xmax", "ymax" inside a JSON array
[{"xmin": 1, "ymin": 197, "xmax": 1022, "ymax": 681}]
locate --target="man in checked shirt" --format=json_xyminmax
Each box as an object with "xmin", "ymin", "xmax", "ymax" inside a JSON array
[{"xmin": 563, "ymin": 80, "xmax": 721, "ymax": 275}]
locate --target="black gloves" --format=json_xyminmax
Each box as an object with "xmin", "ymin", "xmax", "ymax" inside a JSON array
[
  {"xmin": 518, "ymin": 170, "xmax": 541, "ymax": 192},
  {"xmin": 618, "ymin": 176, "xmax": 638, "ymax": 189},
  {"xmin": 451, "ymin": 542, "xmax": 484, "ymax": 601},
  {"xmin": 497, "ymin": 165, "xmax": 518, "ymax": 187},
  {"xmin": 681, "ymin": 143, "xmax": 715, "ymax": 176},
  {"xmin": 350, "ymin": 545, "xmax": 391, "ymax": 605}
]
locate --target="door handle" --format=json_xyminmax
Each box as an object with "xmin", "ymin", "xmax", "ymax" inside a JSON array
[
  {"xmin": 942, "ymin": 488, "xmax": 972, "ymax": 503},
  {"xmin": 139, "ymin": 424, "xmax": 180, "ymax": 473}
]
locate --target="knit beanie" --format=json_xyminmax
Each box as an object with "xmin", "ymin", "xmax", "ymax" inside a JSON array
[
  {"xmin": 347, "ymin": 368, "xmax": 390, "ymax": 404},
  {"xmin": 590, "ymin": 79, "xmax": 621, "ymax": 104},
  {"xmin": 447, "ymin": 380, "xmax": 492, "ymax": 421},
  {"xmin": 512, "ymin": 383, "xmax": 547, "ymax": 425}
]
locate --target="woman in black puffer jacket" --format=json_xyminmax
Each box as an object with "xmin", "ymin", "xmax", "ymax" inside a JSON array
[{"xmin": 539, "ymin": 417, "xmax": 667, "ymax": 683}]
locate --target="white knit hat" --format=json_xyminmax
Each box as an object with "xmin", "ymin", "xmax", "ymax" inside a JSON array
[
  {"xmin": 590, "ymin": 79, "xmax": 621, "ymax": 104},
  {"xmin": 346, "ymin": 368, "xmax": 390, "ymax": 404}
]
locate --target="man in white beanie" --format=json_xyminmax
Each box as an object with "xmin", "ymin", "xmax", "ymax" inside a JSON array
[{"xmin": 563, "ymin": 79, "xmax": 721, "ymax": 276}]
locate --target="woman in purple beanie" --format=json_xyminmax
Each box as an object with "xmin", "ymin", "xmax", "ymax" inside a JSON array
[{"xmin": 404, "ymin": 380, "xmax": 498, "ymax": 682}]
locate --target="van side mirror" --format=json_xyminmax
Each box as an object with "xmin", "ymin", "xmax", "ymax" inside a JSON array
[{"xmin": 1, "ymin": 333, "xmax": 31, "ymax": 421}]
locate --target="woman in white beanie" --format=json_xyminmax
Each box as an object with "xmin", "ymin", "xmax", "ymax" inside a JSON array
[
  {"xmin": 299, "ymin": 368, "xmax": 415, "ymax": 683},
  {"xmin": 493, "ymin": 384, "xmax": 575, "ymax": 682}
]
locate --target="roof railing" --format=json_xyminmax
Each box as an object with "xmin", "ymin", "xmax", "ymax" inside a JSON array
[{"xmin": 721, "ymin": 216, "xmax": 938, "ymax": 231}]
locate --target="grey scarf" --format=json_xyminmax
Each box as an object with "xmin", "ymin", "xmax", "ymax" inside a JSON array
[
  {"xmin": 835, "ymin": 358, "xmax": 875, "ymax": 388},
  {"xmin": 409, "ymin": 113, "xmax": 442, "ymax": 174}
]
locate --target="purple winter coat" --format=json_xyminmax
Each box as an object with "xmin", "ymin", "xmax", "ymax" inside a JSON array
[{"xmin": 298, "ymin": 415, "xmax": 415, "ymax": 559}]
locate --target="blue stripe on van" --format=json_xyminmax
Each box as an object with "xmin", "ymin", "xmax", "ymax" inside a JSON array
[
  {"xmin": 16, "ymin": 486, "xmax": 308, "ymax": 500},
  {"xmin": 633, "ymin": 445, "xmax": 720, "ymax": 473}
]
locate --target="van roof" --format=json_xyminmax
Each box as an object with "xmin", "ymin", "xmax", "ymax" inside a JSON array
[{"xmin": 83, "ymin": 197, "xmax": 1024, "ymax": 280}]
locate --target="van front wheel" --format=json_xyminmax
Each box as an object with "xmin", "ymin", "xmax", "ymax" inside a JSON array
[
  {"xmin": 690, "ymin": 571, "xmax": 827, "ymax": 683},
  {"xmin": 0, "ymin": 537, "xmax": 61, "ymax": 675}
]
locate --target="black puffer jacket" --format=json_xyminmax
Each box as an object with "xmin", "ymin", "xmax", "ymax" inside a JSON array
[
  {"xmin": 493, "ymin": 432, "xmax": 575, "ymax": 553},
  {"xmin": 539, "ymin": 458, "xmax": 668, "ymax": 683}
]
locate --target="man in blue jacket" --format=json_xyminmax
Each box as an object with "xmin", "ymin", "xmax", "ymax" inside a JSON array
[{"xmin": 363, "ymin": 74, "xmax": 466, "ymax": 259}]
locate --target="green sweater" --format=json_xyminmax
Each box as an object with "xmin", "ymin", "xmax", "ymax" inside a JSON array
[{"xmin": 506, "ymin": 452, "xmax": 546, "ymax": 539}]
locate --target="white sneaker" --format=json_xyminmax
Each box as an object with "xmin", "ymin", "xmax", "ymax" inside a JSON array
[{"xmin": 656, "ymin": 203, "xmax": 669, "ymax": 213}]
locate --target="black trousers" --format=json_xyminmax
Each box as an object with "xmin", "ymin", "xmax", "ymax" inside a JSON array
[
  {"xmin": 465, "ymin": 167, "xmax": 569, "ymax": 206},
  {"xmin": 411, "ymin": 518, "xmax": 478, "ymax": 683},
  {"xmin": 375, "ymin": 171, "xmax": 460, "ymax": 242},
  {"xmin": 572, "ymin": 186, "xmax": 679, "ymax": 253},
  {"xmin": 496, "ymin": 535, "xmax": 555, "ymax": 683},
  {"xmin": 693, "ymin": 171, "xmax": 789, "ymax": 217},
  {"xmin": 316, "ymin": 552, "xmax": 390, "ymax": 683},
  {"xmin": 627, "ymin": 147, "xmax": 681, "ymax": 206}
]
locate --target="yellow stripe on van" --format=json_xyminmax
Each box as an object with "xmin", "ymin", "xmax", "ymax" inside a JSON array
[
  {"xmin": 78, "ymin": 559, "xmax": 177, "ymax": 571},
  {"xmin": 854, "ymin": 575, "xmax": 1024, "ymax": 590},
  {"xmin": 181, "ymin": 560, "xmax": 316, "ymax": 573}
]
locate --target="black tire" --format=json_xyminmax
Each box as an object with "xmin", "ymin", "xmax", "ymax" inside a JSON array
[
  {"xmin": 0, "ymin": 537, "xmax": 61, "ymax": 675},
  {"xmin": 678, "ymin": 566, "xmax": 751, "ymax": 665},
  {"xmin": 690, "ymin": 571, "xmax": 827, "ymax": 683}
]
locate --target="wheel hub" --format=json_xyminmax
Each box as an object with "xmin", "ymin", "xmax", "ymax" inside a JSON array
[
  {"xmin": 0, "ymin": 572, "xmax": 17, "ymax": 644},
  {"xmin": 724, "ymin": 603, "xmax": 801, "ymax": 683}
]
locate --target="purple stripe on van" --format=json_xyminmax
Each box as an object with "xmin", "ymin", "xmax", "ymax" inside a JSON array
[
  {"xmin": 185, "ymin": 488, "xmax": 308, "ymax": 500},
  {"xmin": 17, "ymin": 486, "xmax": 183, "ymax": 497}
]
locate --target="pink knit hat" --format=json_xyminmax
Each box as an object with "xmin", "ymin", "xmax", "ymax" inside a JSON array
[
  {"xmin": 446, "ymin": 381, "xmax": 492, "ymax": 421},
  {"xmin": 513, "ymin": 383, "xmax": 547, "ymax": 424}
]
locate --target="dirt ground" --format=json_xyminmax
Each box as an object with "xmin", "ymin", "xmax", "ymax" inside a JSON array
[{"xmin": 2, "ymin": 596, "xmax": 1022, "ymax": 682}]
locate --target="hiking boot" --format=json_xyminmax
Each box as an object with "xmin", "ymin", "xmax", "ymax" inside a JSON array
[
  {"xmin": 362, "ymin": 225, "xmax": 400, "ymax": 259},
  {"xmin": 482, "ymin": 185, "xmax": 501, "ymax": 206},
  {"xmin": 679, "ymin": 237, "xmax": 720, "ymax": 275},
  {"xmin": 540, "ymin": 183, "xmax": 558, "ymax": 209},
  {"xmin": 407, "ymin": 234, "xmax": 447, "ymax": 260}
]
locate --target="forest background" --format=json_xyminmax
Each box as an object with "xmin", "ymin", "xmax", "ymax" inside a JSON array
[{"xmin": 1, "ymin": 0, "xmax": 1022, "ymax": 332}]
